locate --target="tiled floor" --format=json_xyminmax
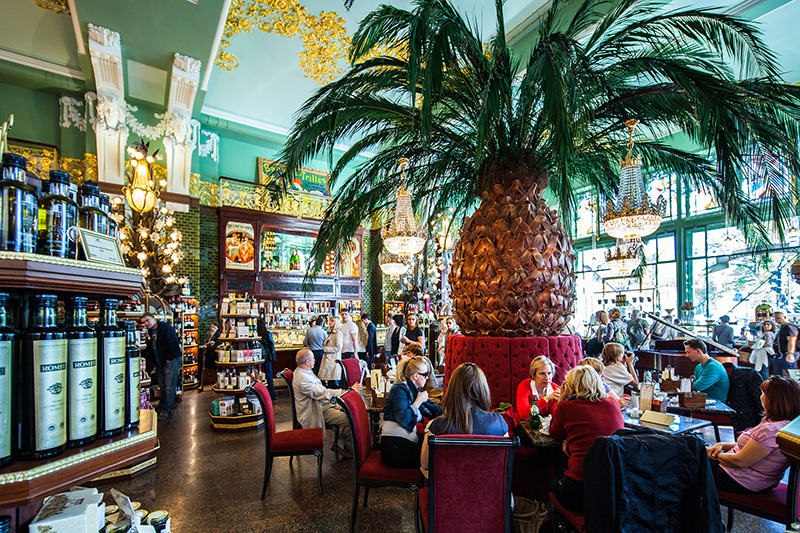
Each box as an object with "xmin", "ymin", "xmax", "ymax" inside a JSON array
[{"xmin": 103, "ymin": 390, "xmax": 789, "ymax": 532}]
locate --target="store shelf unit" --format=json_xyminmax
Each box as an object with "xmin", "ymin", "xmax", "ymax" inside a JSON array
[
  {"xmin": 0, "ymin": 252, "xmax": 157, "ymax": 521},
  {"xmin": 175, "ymin": 296, "xmax": 200, "ymax": 390}
]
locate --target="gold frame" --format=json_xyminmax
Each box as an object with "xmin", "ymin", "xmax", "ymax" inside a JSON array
[{"xmin": 77, "ymin": 228, "xmax": 125, "ymax": 267}]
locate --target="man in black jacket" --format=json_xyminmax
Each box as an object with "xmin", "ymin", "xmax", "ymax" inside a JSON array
[
  {"xmin": 141, "ymin": 313, "xmax": 182, "ymax": 420},
  {"xmin": 361, "ymin": 313, "xmax": 379, "ymax": 370}
]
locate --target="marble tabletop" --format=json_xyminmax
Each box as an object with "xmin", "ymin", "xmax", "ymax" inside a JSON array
[{"xmin": 622, "ymin": 409, "xmax": 711, "ymax": 435}]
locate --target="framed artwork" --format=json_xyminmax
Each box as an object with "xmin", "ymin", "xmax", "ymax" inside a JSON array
[{"xmin": 224, "ymin": 221, "xmax": 255, "ymax": 271}]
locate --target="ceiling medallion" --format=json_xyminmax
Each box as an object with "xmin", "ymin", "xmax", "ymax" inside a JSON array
[
  {"xmin": 381, "ymin": 158, "xmax": 426, "ymax": 256},
  {"xmin": 216, "ymin": 0, "xmax": 351, "ymax": 84},
  {"xmin": 602, "ymin": 119, "xmax": 665, "ymax": 240},
  {"xmin": 33, "ymin": 0, "xmax": 69, "ymax": 15}
]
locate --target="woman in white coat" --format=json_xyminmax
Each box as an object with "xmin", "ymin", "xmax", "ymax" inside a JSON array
[{"xmin": 319, "ymin": 316, "xmax": 343, "ymax": 385}]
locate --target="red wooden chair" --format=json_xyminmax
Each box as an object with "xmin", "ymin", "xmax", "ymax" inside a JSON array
[
  {"xmin": 420, "ymin": 435, "xmax": 518, "ymax": 533},
  {"xmin": 338, "ymin": 358, "xmax": 364, "ymax": 388},
  {"xmin": 332, "ymin": 389, "xmax": 424, "ymax": 532},
  {"xmin": 549, "ymin": 492, "xmax": 586, "ymax": 532},
  {"xmin": 717, "ymin": 461, "xmax": 800, "ymax": 531},
  {"xmin": 278, "ymin": 368, "xmax": 341, "ymax": 461},
  {"xmin": 245, "ymin": 381, "xmax": 324, "ymax": 497}
]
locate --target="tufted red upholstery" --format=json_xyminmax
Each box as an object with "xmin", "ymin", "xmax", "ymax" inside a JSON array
[{"xmin": 446, "ymin": 335, "xmax": 582, "ymax": 407}]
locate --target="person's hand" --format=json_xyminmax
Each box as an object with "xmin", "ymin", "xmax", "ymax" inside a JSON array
[
  {"xmin": 352, "ymin": 382, "xmax": 363, "ymax": 392},
  {"xmin": 707, "ymin": 443, "xmax": 725, "ymax": 459},
  {"xmin": 562, "ymin": 442, "xmax": 569, "ymax": 455},
  {"xmin": 545, "ymin": 390, "xmax": 561, "ymax": 402},
  {"xmin": 414, "ymin": 390, "xmax": 429, "ymax": 406},
  {"xmin": 401, "ymin": 336, "xmax": 411, "ymax": 344},
  {"xmin": 625, "ymin": 353, "xmax": 635, "ymax": 364},
  {"xmin": 617, "ymin": 396, "xmax": 630, "ymax": 408}
]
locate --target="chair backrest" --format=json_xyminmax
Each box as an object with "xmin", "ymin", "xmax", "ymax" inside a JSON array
[
  {"xmin": 338, "ymin": 358, "xmax": 363, "ymax": 388},
  {"xmin": 246, "ymin": 381, "xmax": 276, "ymax": 444},
  {"xmin": 427, "ymin": 434, "xmax": 518, "ymax": 533},
  {"xmin": 277, "ymin": 368, "xmax": 302, "ymax": 430},
  {"xmin": 785, "ymin": 460, "xmax": 800, "ymax": 525},
  {"xmin": 333, "ymin": 389, "xmax": 371, "ymax": 470}
]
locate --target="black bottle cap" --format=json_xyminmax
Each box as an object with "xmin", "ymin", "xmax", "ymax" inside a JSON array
[
  {"xmin": 100, "ymin": 298, "xmax": 118, "ymax": 310},
  {"xmin": 40, "ymin": 181, "xmax": 50, "ymax": 195},
  {"xmin": 1, "ymin": 153, "xmax": 27, "ymax": 170},
  {"xmin": 31, "ymin": 294, "xmax": 58, "ymax": 307},
  {"xmin": 79, "ymin": 182, "xmax": 100, "ymax": 196},
  {"xmin": 121, "ymin": 320, "xmax": 136, "ymax": 331},
  {"xmin": 68, "ymin": 296, "xmax": 88, "ymax": 308},
  {"xmin": 48, "ymin": 170, "xmax": 71, "ymax": 185}
]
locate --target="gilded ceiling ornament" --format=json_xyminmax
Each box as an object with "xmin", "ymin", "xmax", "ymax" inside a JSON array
[
  {"xmin": 33, "ymin": 0, "xmax": 69, "ymax": 15},
  {"xmin": 216, "ymin": 0, "xmax": 351, "ymax": 84}
]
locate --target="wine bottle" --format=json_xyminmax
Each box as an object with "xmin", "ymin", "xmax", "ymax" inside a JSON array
[
  {"xmin": 0, "ymin": 293, "xmax": 16, "ymax": 466},
  {"xmin": 65, "ymin": 296, "xmax": 97, "ymax": 447},
  {"xmin": 122, "ymin": 321, "xmax": 140, "ymax": 430},
  {"xmin": 19, "ymin": 294, "xmax": 67, "ymax": 459},
  {"xmin": 96, "ymin": 299, "xmax": 125, "ymax": 437}
]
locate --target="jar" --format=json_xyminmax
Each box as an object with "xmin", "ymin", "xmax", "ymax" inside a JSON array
[
  {"xmin": 78, "ymin": 183, "xmax": 110, "ymax": 235},
  {"xmin": 147, "ymin": 510, "xmax": 169, "ymax": 532},
  {"xmin": 0, "ymin": 153, "xmax": 37, "ymax": 253},
  {"xmin": 37, "ymin": 170, "xmax": 78, "ymax": 258},
  {"xmin": 99, "ymin": 193, "xmax": 117, "ymax": 238}
]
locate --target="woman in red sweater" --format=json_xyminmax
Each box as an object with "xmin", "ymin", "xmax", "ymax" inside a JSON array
[
  {"xmin": 516, "ymin": 356, "xmax": 561, "ymax": 418},
  {"xmin": 549, "ymin": 366, "xmax": 624, "ymax": 511}
]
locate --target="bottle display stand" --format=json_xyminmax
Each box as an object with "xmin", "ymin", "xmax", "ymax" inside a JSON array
[{"xmin": 177, "ymin": 296, "xmax": 200, "ymax": 390}]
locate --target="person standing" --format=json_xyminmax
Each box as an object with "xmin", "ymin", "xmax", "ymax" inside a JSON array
[
  {"xmin": 390, "ymin": 315, "xmax": 405, "ymax": 367},
  {"xmin": 198, "ymin": 322, "xmax": 220, "ymax": 392},
  {"xmin": 773, "ymin": 311, "xmax": 798, "ymax": 376},
  {"xmin": 140, "ymin": 313, "xmax": 182, "ymax": 420},
  {"xmin": 401, "ymin": 313, "xmax": 425, "ymax": 356},
  {"xmin": 713, "ymin": 315, "xmax": 735, "ymax": 349},
  {"xmin": 303, "ymin": 316, "xmax": 327, "ymax": 374},
  {"xmin": 361, "ymin": 314, "xmax": 378, "ymax": 370},
  {"xmin": 340, "ymin": 311, "xmax": 358, "ymax": 360},
  {"xmin": 384, "ymin": 313, "xmax": 397, "ymax": 366},
  {"xmin": 626, "ymin": 309, "xmax": 649, "ymax": 350},
  {"xmin": 685, "ymin": 338, "xmax": 730, "ymax": 402},
  {"xmin": 319, "ymin": 316, "xmax": 343, "ymax": 385},
  {"xmin": 256, "ymin": 318, "xmax": 277, "ymax": 401},
  {"xmin": 750, "ymin": 320, "xmax": 776, "ymax": 381}
]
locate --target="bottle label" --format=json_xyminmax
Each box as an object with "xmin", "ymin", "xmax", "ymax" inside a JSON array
[
  {"xmin": 127, "ymin": 356, "xmax": 140, "ymax": 424},
  {"xmin": 104, "ymin": 337, "xmax": 126, "ymax": 430},
  {"xmin": 33, "ymin": 338, "xmax": 68, "ymax": 451},
  {"xmin": 68, "ymin": 337, "xmax": 97, "ymax": 440},
  {"xmin": 0, "ymin": 340, "xmax": 10, "ymax": 458}
]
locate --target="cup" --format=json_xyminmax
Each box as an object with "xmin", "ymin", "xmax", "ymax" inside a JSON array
[{"xmin": 630, "ymin": 395, "xmax": 640, "ymax": 410}]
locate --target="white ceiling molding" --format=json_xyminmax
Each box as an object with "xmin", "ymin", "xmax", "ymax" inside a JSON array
[
  {"xmin": 67, "ymin": 0, "xmax": 84, "ymax": 55},
  {"xmin": 165, "ymin": 53, "xmax": 202, "ymax": 196},
  {"xmin": 202, "ymin": 0, "xmax": 233, "ymax": 92},
  {"xmin": 0, "ymin": 49, "xmax": 83, "ymax": 80}
]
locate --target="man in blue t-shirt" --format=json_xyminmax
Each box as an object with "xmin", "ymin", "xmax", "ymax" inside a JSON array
[{"xmin": 684, "ymin": 338, "xmax": 730, "ymax": 402}]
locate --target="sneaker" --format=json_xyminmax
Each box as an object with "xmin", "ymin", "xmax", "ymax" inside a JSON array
[{"xmin": 158, "ymin": 411, "xmax": 172, "ymax": 420}]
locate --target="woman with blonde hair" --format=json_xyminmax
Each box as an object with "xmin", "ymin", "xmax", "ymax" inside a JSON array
[
  {"xmin": 421, "ymin": 363, "xmax": 507, "ymax": 470},
  {"xmin": 319, "ymin": 316, "xmax": 343, "ymax": 385},
  {"xmin": 549, "ymin": 366, "xmax": 624, "ymax": 511},
  {"xmin": 382, "ymin": 355, "xmax": 442, "ymax": 468},
  {"xmin": 516, "ymin": 355, "xmax": 561, "ymax": 418},
  {"xmin": 601, "ymin": 342, "xmax": 638, "ymax": 398}
]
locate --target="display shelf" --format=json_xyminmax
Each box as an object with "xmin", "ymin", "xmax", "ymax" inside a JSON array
[
  {"xmin": 208, "ymin": 412, "xmax": 263, "ymax": 432},
  {"xmin": 212, "ymin": 386, "xmax": 247, "ymax": 394},
  {"xmin": 183, "ymin": 381, "xmax": 200, "ymax": 390},
  {"xmin": 139, "ymin": 379, "xmax": 152, "ymax": 388},
  {"xmin": 184, "ymin": 344, "xmax": 198, "ymax": 348},
  {"xmin": 0, "ymin": 410, "xmax": 158, "ymax": 509},
  {"xmin": 184, "ymin": 329, "xmax": 197, "ymax": 332},
  {"xmin": 220, "ymin": 313, "xmax": 259, "ymax": 319},
  {"xmin": 218, "ymin": 336, "xmax": 259, "ymax": 342},
  {"xmin": 183, "ymin": 363, "xmax": 198, "ymax": 368},
  {"xmin": 0, "ymin": 251, "xmax": 146, "ymax": 298},
  {"xmin": 216, "ymin": 359, "xmax": 265, "ymax": 367}
]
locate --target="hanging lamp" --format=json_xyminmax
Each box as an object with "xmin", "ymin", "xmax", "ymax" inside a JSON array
[
  {"xmin": 124, "ymin": 141, "xmax": 159, "ymax": 213},
  {"xmin": 381, "ymin": 158, "xmax": 426, "ymax": 256},
  {"xmin": 604, "ymin": 237, "xmax": 642, "ymax": 277},
  {"xmin": 379, "ymin": 249, "xmax": 411, "ymax": 280}
]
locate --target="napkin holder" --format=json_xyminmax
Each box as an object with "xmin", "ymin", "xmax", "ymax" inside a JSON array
[{"xmin": 679, "ymin": 391, "xmax": 707, "ymax": 408}]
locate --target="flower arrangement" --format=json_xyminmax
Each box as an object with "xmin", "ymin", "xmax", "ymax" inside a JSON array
[{"xmin": 680, "ymin": 300, "xmax": 694, "ymax": 311}]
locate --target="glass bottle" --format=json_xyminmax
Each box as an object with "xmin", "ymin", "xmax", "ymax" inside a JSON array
[
  {"xmin": 96, "ymin": 298, "xmax": 125, "ymax": 437},
  {"xmin": 78, "ymin": 183, "xmax": 110, "ymax": 235},
  {"xmin": 122, "ymin": 321, "xmax": 140, "ymax": 430},
  {"xmin": 38, "ymin": 170, "xmax": 79, "ymax": 259},
  {"xmin": 99, "ymin": 193, "xmax": 116, "ymax": 238},
  {"xmin": 19, "ymin": 294, "xmax": 67, "ymax": 459},
  {"xmin": 65, "ymin": 296, "xmax": 97, "ymax": 447},
  {"xmin": 0, "ymin": 293, "xmax": 16, "ymax": 466},
  {"xmin": 0, "ymin": 153, "xmax": 37, "ymax": 253}
]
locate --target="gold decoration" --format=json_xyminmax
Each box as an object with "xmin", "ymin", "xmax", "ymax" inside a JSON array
[
  {"xmin": 216, "ymin": 0, "xmax": 351, "ymax": 84},
  {"xmin": 0, "ymin": 250, "xmax": 142, "ymax": 276},
  {"xmin": 33, "ymin": 0, "xmax": 69, "ymax": 14},
  {"xmin": 6, "ymin": 144, "xmax": 57, "ymax": 176},
  {"xmin": 0, "ymin": 114, "xmax": 12, "ymax": 155},
  {"xmin": 124, "ymin": 142, "xmax": 160, "ymax": 213}
]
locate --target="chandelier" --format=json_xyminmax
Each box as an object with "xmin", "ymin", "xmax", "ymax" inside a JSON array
[
  {"xmin": 603, "ymin": 119, "xmax": 665, "ymax": 240},
  {"xmin": 381, "ymin": 158, "xmax": 426, "ymax": 256},
  {"xmin": 124, "ymin": 141, "xmax": 159, "ymax": 213},
  {"xmin": 379, "ymin": 250, "xmax": 411, "ymax": 280},
  {"xmin": 604, "ymin": 238, "xmax": 642, "ymax": 277}
]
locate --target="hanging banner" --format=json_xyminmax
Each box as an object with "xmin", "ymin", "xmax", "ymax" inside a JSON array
[{"xmin": 224, "ymin": 221, "xmax": 255, "ymax": 271}]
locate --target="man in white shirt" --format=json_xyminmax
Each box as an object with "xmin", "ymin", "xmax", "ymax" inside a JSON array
[
  {"xmin": 340, "ymin": 311, "xmax": 359, "ymax": 360},
  {"xmin": 293, "ymin": 349, "xmax": 361, "ymax": 458}
]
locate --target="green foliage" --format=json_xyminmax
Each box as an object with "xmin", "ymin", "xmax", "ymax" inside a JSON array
[{"xmin": 278, "ymin": 0, "xmax": 800, "ymax": 276}]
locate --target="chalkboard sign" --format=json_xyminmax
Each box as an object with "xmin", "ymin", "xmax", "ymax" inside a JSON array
[{"xmin": 258, "ymin": 158, "xmax": 329, "ymax": 196}]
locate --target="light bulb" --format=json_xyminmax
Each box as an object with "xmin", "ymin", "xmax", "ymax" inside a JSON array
[
  {"xmin": 162, "ymin": 264, "xmax": 172, "ymax": 273},
  {"xmin": 159, "ymin": 179, "xmax": 167, "ymax": 188},
  {"xmin": 160, "ymin": 207, "xmax": 169, "ymax": 215},
  {"xmin": 178, "ymin": 277, "xmax": 186, "ymax": 285},
  {"xmin": 137, "ymin": 252, "xmax": 147, "ymax": 262},
  {"xmin": 146, "ymin": 155, "xmax": 154, "ymax": 163}
]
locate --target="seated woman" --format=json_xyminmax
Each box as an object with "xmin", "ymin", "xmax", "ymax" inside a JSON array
[
  {"xmin": 382, "ymin": 356, "xmax": 440, "ymax": 469},
  {"xmin": 578, "ymin": 357, "xmax": 628, "ymax": 408},
  {"xmin": 601, "ymin": 343, "xmax": 638, "ymax": 398},
  {"xmin": 421, "ymin": 363, "xmax": 507, "ymax": 472},
  {"xmin": 707, "ymin": 376, "xmax": 800, "ymax": 493},
  {"xmin": 516, "ymin": 356, "xmax": 561, "ymax": 419},
  {"xmin": 549, "ymin": 366, "xmax": 624, "ymax": 511}
]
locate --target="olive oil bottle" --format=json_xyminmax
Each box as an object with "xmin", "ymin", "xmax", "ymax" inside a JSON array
[
  {"xmin": 65, "ymin": 296, "xmax": 97, "ymax": 447},
  {"xmin": 96, "ymin": 299, "xmax": 125, "ymax": 437}
]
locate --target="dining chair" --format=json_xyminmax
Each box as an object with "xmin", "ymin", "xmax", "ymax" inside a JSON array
[
  {"xmin": 245, "ymin": 381, "xmax": 324, "ymax": 497},
  {"xmin": 420, "ymin": 434, "xmax": 518, "ymax": 533},
  {"xmin": 717, "ymin": 461, "xmax": 800, "ymax": 531},
  {"xmin": 277, "ymin": 368, "xmax": 341, "ymax": 461},
  {"xmin": 338, "ymin": 358, "xmax": 364, "ymax": 389},
  {"xmin": 332, "ymin": 389, "xmax": 424, "ymax": 532},
  {"xmin": 549, "ymin": 491, "xmax": 586, "ymax": 533}
]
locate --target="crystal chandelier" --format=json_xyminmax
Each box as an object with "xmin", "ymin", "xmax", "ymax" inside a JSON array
[
  {"xmin": 379, "ymin": 250, "xmax": 411, "ymax": 280},
  {"xmin": 381, "ymin": 158, "xmax": 426, "ymax": 256},
  {"xmin": 604, "ymin": 238, "xmax": 642, "ymax": 277},
  {"xmin": 124, "ymin": 141, "xmax": 159, "ymax": 213},
  {"xmin": 603, "ymin": 119, "xmax": 665, "ymax": 240}
]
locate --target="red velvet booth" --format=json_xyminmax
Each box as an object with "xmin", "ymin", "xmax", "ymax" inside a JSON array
[{"xmin": 445, "ymin": 334, "xmax": 583, "ymax": 407}]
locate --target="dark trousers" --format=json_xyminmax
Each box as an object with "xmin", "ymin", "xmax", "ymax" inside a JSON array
[
  {"xmin": 551, "ymin": 474, "xmax": 584, "ymax": 511},
  {"xmin": 711, "ymin": 460, "xmax": 760, "ymax": 494},
  {"xmin": 263, "ymin": 359, "xmax": 276, "ymax": 400},
  {"xmin": 380, "ymin": 436, "xmax": 422, "ymax": 469},
  {"xmin": 312, "ymin": 349, "xmax": 324, "ymax": 375},
  {"xmin": 157, "ymin": 358, "xmax": 181, "ymax": 414},
  {"xmin": 358, "ymin": 351, "xmax": 373, "ymax": 370},
  {"xmin": 342, "ymin": 351, "xmax": 355, "ymax": 359},
  {"xmin": 772, "ymin": 354, "xmax": 797, "ymax": 376}
]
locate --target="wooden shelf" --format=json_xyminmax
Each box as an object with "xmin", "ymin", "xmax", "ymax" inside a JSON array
[
  {"xmin": 216, "ymin": 359, "xmax": 264, "ymax": 367},
  {"xmin": 183, "ymin": 362, "xmax": 197, "ymax": 368},
  {"xmin": 208, "ymin": 412, "xmax": 263, "ymax": 432},
  {"xmin": 183, "ymin": 344, "xmax": 198, "ymax": 348},
  {"xmin": 0, "ymin": 410, "xmax": 158, "ymax": 508},
  {"xmin": 183, "ymin": 381, "xmax": 200, "ymax": 390},
  {"xmin": 212, "ymin": 386, "xmax": 246, "ymax": 394},
  {"xmin": 218, "ymin": 337, "xmax": 259, "ymax": 342},
  {"xmin": 219, "ymin": 313, "xmax": 259, "ymax": 318},
  {"xmin": 0, "ymin": 251, "xmax": 146, "ymax": 299},
  {"xmin": 183, "ymin": 328, "xmax": 198, "ymax": 332}
]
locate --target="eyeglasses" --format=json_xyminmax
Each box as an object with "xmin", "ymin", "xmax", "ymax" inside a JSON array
[{"xmin": 418, "ymin": 372, "xmax": 430, "ymax": 378}]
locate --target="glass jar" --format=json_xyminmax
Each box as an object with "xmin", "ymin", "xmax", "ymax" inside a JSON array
[
  {"xmin": 78, "ymin": 183, "xmax": 110, "ymax": 235},
  {"xmin": 38, "ymin": 170, "xmax": 78, "ymax": 259},
  {"xmin": 0, "ymin": 153, "xmax": 37, "ymax": 253},
  {"xmin": 99, "ymin": 193, "xmax": 116, "ymax": 238}
]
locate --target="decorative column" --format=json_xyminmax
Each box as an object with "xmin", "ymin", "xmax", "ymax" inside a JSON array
[
  {"xmin": 87, "ymin": 24, "xmax": 127, "ymax": 185},
  {"xmin": 164, "ymin": 53, "xmax": 201, "ymax": 202}
]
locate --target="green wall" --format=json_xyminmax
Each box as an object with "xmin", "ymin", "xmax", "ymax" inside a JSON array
[{"xmin": 0, "ymin": 81, "xmax": 60, "ymax": 148}]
